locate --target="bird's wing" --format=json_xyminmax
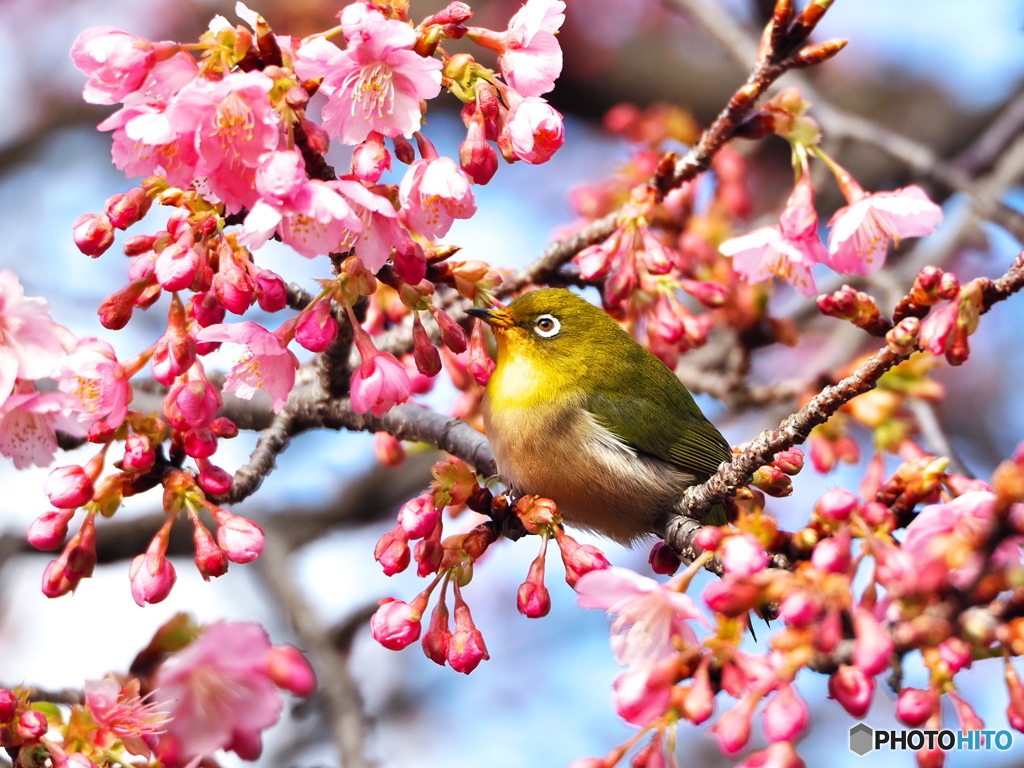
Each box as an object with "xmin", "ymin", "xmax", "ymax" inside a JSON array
[{"xmin": 581, "ymin": 391, "xmax": 732, "ymax": 479}]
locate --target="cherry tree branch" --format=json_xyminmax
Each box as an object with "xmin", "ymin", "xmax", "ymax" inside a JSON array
[{"xmin": 663, "ymin": 250, "xmax": 1024, "ymax": 548}]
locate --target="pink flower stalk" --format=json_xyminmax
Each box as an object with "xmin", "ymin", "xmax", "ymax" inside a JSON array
[
  {"xmin": 371, "ymin": 597, "xmax": 424, "ymax": 650},
  {"xmin": 719, "ymin": 171, "xmax": 826, "ymax": 297},
  {"xmin": 0, "ymin": 383, "xmax": 84, "ymax": 469},
  {"xmin": 763, "ymin": 685, "xmax": 809, "ymax": 742},
  {"xmin": 45, "ymin": 464, "xmax": 95, "ymax": 509},
  {"xmin": 129, "ymin": 530, "xmax": 177, "ymax": 606},
  {"xmin": 240, "ymin": 150, "xmax": 365, "ymax": 259},
  {"xmin": 350, "ymin": 321, "xmax": 412, "ymax": 417},
  {"xmin": 828, "ymin": 664, "xmax": 875, "ymax": 718},
  {"xmin": 294, "ymin": 5, "xmax": 442, "ymax": 144},
  {"xmin": 58, "ymin": 338, "xmax": 132, "ymax": 429},
  {"xmin": 399, "ymin": 155, "xmax": 477, "ymax": 239},
  {"xmin": 71, "ymin": 27, "xmax": 158, "ymax": 105},
  {"xmin": 85, "ymin": 676, "xmax": 168, "ymax": 755},
  {"xmin": 575, "ymin": 566, "xmax": 706, "ymax": 667},
  {"xmin": 166, "ymin": 71, "xmax": 281, "ymax": 213},
  {"xmin": 826, "ymin": 183, "xmax": 943, "ymax": 275},
  {"xmin": 447, "ymin": 589, "xmax": 489, "ymax": 673},
  {"xmin": 153, "ymin": 622, "xmax": 294, "ymax": 761},
  {"xmin": 194, "ymin": 321, "xmax": 298, "ymax": 412},
  {"xmin": 468, "ymin": 0, "xmax": 566, "ymax": 97},
  {"xmin": 507, "ymin": 96, "xmax": 565, "ymax": 164},
  {"xmin": 0, "ymin": 269, "xmax": 66, "ymax": 405},
  {"xmin": 613, "ymin": 661, "xmax": 675, "ymax": 726},
  {"xmin": 710, "ymin": 693, "xmax": 758, "ymax": 754},
  {"xmin": 720, "ymin": 533, "xmax": 769, "ymax": 577}
]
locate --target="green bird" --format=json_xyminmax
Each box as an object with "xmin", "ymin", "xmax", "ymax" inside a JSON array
[{"xmin": 467, "ymin": 288, "xmax": 731, "ymax": 545}]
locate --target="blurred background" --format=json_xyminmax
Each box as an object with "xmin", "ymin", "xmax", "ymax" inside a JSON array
[{"xmin": 1, "ymin": 0, "xmax": 1023, "ymax": 766}]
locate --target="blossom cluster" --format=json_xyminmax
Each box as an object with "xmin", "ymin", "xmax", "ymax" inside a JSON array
[
  {"xmin": 3, "ymin": 0, "xmax": 566, "ymax": 605},
  {"xmin": 0, "ymin": 616, "xmax": 314, "ymax": 768}
]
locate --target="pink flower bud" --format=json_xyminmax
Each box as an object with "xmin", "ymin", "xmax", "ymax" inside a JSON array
[
  {"xmin": 64, "ymin": 520, "xmax": 97, "ymax": 582},
  {"xmin": 468, "ymin": 321, "xmax": 495, "ymax": 385},
  {"xmin": 267, "ymin": 644, "xmax": 317, "ymax": 696},
  {"xmin": 680, "ymin": 279, "xmax": 728, "ymax": 308},
  {"xmin": 736, "ymin": 742, "xmax": 805, "ymax": 768},
  {"xmin": 210, "ymin": 417, "xmax": 238, "ymax": 439},
  {"xmin": 703, "ymin": 578, "xmax": 760, "ymax": 617},
  {"xmin": 507, "ymin": 97, "xmax": 564, "ymax": 164},
  {"xmin": 374, "ymin": 431, "xmax": 406, "ymax": 467},
  {"xmin": 415, "ymin": 532, "xmax": 444, "ymax": 577},
  {"xmin": 613, "ymin": 664, "xmax": 673, "ymax": 726},
  {"xmin": 129, "ymin": 549, "xmax": 177, "ymax": 606},
  {"xmin": 45, "ymin": 465, "xmax": 94, "ymax": 509},
  {"xmin": 152, "ymin": 330, "xmax": 197, "ymax": 386},
  {"xmin": 174, "ymin": 378, "xmax": 222, "ymax": 429},
  {"xmin": 154, "ymin": 243, "xmax": 200, "ymax": 291},
  {"xmin": 517, "ymin": 554, "xmax": 550, "ymax": 618},
  {"xmin": 693, "ymin": 526, "xmax": 724, "ymax": 551},
  {"xmin": 213, "ymin": 262, "xmax": 255, "ymax": 315},
  {"xmin": 937, "ymin": 637, "xmax": 972, "ymax": 673},
  {"xmin": 721, "ymin": 533, "xmax": 768, "ymax": 577},
  {"xmin": 216, "ymin": 515, "xmax": 264, "ymax": 563},
  {"xmin": 182, "ymin": 427, "xmax": 217, "ymax": 458},
  {"xmin": 105, "ymin": 187, "xmax": 152, "ymax": 229},
  {"xmin": 0, "ymin": 688, "xmax": 15, "ymax": 721},
  {"xmin": 556, "ymin": 530, "xmax": 610, "ymax": 587},
  {"xmin": 371, "ymin": 598, "xmax": 422, "ymax": 650},
  {"xmin": 853, "ymin": 607, "xmax": 893, "ymax": 676},
  {"xmin": 394, "ymin": 241, "xmax": 427, "ymax": 285},
  {"xmin": 828, "ymin": 664, "xmax": 875, "ymax": 718},
  {"xmin": 375, "ymin": 526, "xmax": 411, "ymax": 576},
  {"xmin": 860, "ymin": 501, "xmax": 891, "ymax": 527},
  {"xmin": 896, "ymin": 687, "xmax": 938, "ymax": 727},
  {"xmin": 398, "ymin": 496, "xmax": 439, "ymax": 540},
  {"xmin": 422, "ymin": 598, "xmax": 451, "ymax": 665},
  {"xmin": 710, "ymin": 694, "xmax": 757, "ymax": 754},
  {"xmin": 193, "ymin": 523, "xmax": 229, "ymax": 580},
  {"xmin": 255, "ymin": 269, "xmax": 288, "ymax": 312},
  {"xmin": 816, "ymin": 487, "xmax": 859, "ymax": 522},
  {"xmin": 73, "ymin": 213, "xmax": 115, "ymax": 257},
  {"xmin": 680, "ymin": 660, "xmax": 715, "ymax": 725},
  {"xmin": 432, "ymin": 309, "xmax": 468, "ymax": 354},
  {"xmin": 17, "ymin": 709, "xmax": 47, "ymax": 740},
  {"xmin": 447, "ymin": 597, "xmax": 488, "ymax": 674},
  {"xmin": 42, "ymin": 556, "xmax": 74, "ymax": 598},
  {"xmin": 352, "ymin": 132, "xmax": 391, "ymax": 184},
  {"xmin": 648, "ymin": 541, "xmax": 681, "ymax": 575},
  {"xmin": 811, "ymin": 530, "xmax": 852, "ymax": 574},
  {"xmin": 196, "ymin": 460, "xmax": 233, "ymax": 495},
  {"xmin": 122, "ymin": 434, "xmax": 155, "ymax": 473},
  {"xmin": 295, "ymin": 300, "xmax": 338, "ymax": 352},
  {"xmin": 27, "ymin": 509, "xmax": 75, "ymax": 551},
  {"xmin": 763, "ymin": 685, "xmax": 808, "ymax": 742},
  {"xmin": 777, "ymin": 590, "xmax": 821, "ymax": 627},
  {"xmin": 191, "ymin": 291, "xmax": 226, "ymax": 327},
  {"xmin": 460, "ymin": 112, "xmax": 498, "ymax": 185}
]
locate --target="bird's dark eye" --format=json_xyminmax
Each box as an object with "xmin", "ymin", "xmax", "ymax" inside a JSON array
[{"xmin": 533, "ymin": 314, "xmax": 561, "ymax": 338}]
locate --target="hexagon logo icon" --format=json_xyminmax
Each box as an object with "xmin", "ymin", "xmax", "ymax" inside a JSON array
[{"xmin": 849, "ymin": 723, "xmax": 874, "ymax": 756}]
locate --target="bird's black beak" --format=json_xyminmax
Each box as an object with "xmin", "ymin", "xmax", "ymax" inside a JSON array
[{"xmin": 466, "ymin": 306, "xmax": 513, "ymax": 329}]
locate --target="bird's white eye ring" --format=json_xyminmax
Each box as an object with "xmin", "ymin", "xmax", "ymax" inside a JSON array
[{"xmin": 533, "ymin": 314, "xmax": 561, "ymax": 338}]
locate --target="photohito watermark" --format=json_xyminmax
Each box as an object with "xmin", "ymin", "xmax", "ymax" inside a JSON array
[{"xmin": 849, "ymin": 723, "xmax": 1013, "ymax": 756}]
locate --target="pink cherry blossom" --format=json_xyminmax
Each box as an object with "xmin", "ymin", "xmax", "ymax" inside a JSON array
[
  {"xmin": 195, "ymin": 322, "xmax": 298, "ymax": 412},
  {"xmin": 350, "ymin": 347, "xmax": 412, "ymax": 417},
  {"xmin": 331, "ymin": 178, "xmax": 408, "ymax": 272},
  {"xmin": 719, "ymin": 173, "xmax": 826, "ymax": 296},
  {"xmin": 575, "ymin": 566, "xmax": 706, "ymax": 667},
  {"xmin": 399, "ymin": 156, "xmax": 477, "ymax": 239},
  {"xmin": 507, "ymin": 96, "xmax": 565, "ymax": 164},
  {"xmin": 470, "ymin": 0, "xmax": 566, "ymax": 97},
  {"xmin": 85, "ymin": 676, "xmax": 168, "ymax": 757},
  {"xmin": 58, "ymin": 338, "xmax": 132, "ymax": 429},
  {"xmin": 71, "ymin": 27, "xmax": 157, "ymax": 105},
  {"xmin": 0, "ymin": 269, "xmax": 66, "ymax": 406},
  {"xmin": 240, "ymin": 150, "xmax": 364, "ymax": 259},
  {"xmin": 294, "ymin": 4, "xmax": 442, "ymax": 144},
  {"xmin": 152, "ymin": 622, "xmax": 287, "ymax": 761},
  {"xmin": 166, "ymin": 71, "xmax": 281, "ymax": 213},
  {"xmin": 0, "ymin": 383, "xmax": 84, "ymax": 469},
  {"xmin": 826, "ymin": 185, "xmax": 942, "ymax": 275}
]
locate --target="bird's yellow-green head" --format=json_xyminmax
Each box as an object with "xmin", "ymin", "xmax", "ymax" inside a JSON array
[{"xmin": 466, "ymin": 288, "xmax": 652, "ymax": 408}]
